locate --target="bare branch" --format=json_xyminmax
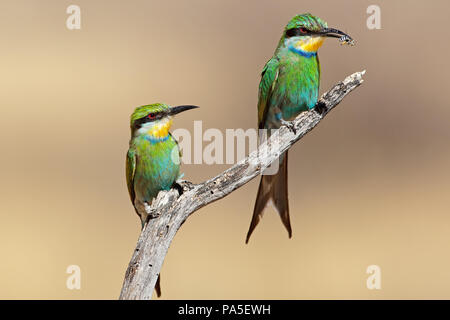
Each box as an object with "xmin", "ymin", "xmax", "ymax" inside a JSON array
[{"xmin": 119, "ymin": 70, "xmax": 366, "ymax": 300}]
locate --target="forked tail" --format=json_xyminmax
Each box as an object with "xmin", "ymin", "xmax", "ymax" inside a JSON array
[{"xmin": 246, "ymin": 152, "xmax": 292, "ymax": 243}]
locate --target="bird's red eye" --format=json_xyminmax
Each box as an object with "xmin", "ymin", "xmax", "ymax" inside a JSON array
[
  {"xmin": 148, "ymin": 113, "xmax": 156, "ymax": 119},
  {"xmin": 299, "ymin": 27, "xmax": 308, "ymax": 33}
]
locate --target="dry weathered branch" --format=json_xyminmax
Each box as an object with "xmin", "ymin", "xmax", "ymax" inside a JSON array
[{"xmin": 119, "ymin": 70, "xmax": 365, "ymax": 300}]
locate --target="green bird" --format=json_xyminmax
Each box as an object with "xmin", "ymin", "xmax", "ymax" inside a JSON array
[
  {"xmin": 126, "ymin": 103, "xmax": 198, "ymax": 297},
  {"xmin": 246, "ymin": 13, "xmax": 354, "ymax": 243}
]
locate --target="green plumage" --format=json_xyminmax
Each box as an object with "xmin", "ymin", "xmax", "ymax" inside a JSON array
[
  {"xmin": 127, "ymin": 134, "xmax": 179, "ymax": 205},
  {"xmin": 257, "ymin": 51, "xmax": 320, "ymax": 130}
]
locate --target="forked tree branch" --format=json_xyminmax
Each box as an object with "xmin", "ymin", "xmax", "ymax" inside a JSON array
[{"xmin": 119, "ymin": 70, "xmax": 365, "ymax": 299}]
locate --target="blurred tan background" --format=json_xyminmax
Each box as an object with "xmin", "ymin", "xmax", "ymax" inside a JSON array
[{"xmin": 0, "ymin": 0, "xmax": 449, "ymax": 299}]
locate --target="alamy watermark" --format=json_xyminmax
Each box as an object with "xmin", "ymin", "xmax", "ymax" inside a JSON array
[
  {"xmin": 170, "ymin": 121, "xmax": 281, "ymax": 175},
  {"xmin": 66, "ymin": 265, "xmax": 81, "ymax": 290},
  {"xmin": 366, "ymin": 5, "xmax": 381, "ymax": 30},
  {"xmin": 66, "ymin": 5, "xmax": 81, "ymax": 30},
  {"xmin": 366, "ymin": 265, "xmax": 381, "ymax": 290}
]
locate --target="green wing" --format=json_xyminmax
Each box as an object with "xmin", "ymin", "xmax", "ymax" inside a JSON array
[
  {"xmin": 257, "ymin": 57, "xmax": 279, "ymax": 129},
  {"xmin": 126, "ymin": 148, "xmax": 136, "ymax": 204}
]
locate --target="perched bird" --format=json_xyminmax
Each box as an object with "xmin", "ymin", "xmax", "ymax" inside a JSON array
[
  {"xmin": 246, "ymin": 13, "xmax": 354, "ymax": 243},
  {"xmin": 126, "ymin": 103, "xmax": 198, "ymax": 296}
]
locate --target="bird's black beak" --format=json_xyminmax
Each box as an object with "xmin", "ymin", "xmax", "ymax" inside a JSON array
[
  {"xmin": 320, "ymin": 27, "xmax": 355, "ymax": 45},
  {"xmin": 169, "ymin": 105, "xmax": 199, "ymax": 116}
]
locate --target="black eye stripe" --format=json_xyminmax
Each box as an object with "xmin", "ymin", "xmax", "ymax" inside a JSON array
[
  {"xmin": 133, "ymin": 111, "xmax": 166, "ymax": 129},
  {"xmin": 285, "ymin": 27, "xmax": 311, "ymax": 38}
]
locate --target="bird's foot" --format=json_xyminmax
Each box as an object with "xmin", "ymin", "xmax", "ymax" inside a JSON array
[
  {"xmin": 144, "ymin": 202, "xmax": 160, "ymax": 219},
  {"xmin": 172, "ymin": 181, "xmax": 184, "ymax": 196},
  {"xmin": 173, "ymin": 180, "xmax": 195, "ymax": 196},
  {"xmin": 314, "ymin": 101, "xmax": 328, "ymax": 116},
  {"xmin": 280, "ymin": 119, "xmax": 297, "ymax": 134}
]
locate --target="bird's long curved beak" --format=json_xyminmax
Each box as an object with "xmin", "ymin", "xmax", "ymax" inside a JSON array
[
  {"xmin": 169, "ymin": 105, "xmax": 199, "ymax": 115},
  {"xmin": 320, "ymin": 27, "xmax": 355, "ymax": 45}
]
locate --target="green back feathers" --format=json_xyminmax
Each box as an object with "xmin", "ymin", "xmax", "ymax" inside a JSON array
[{"xmin": 130, "ymin": 103, "xmax": 170, "ymax": 127}]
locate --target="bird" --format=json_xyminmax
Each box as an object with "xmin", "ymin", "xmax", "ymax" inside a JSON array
[
  {"xmin": 126, "ymin": 103, "xmax": 199, "ymax": 297},
  {"xmin": 246, "ymin": 13, "xmax": 354, "ymax": 243}
]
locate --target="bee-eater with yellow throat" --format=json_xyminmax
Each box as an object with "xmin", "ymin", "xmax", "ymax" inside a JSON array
[
  {"xmin": 246, "ymin": 13, "xmax": 354, "ymax": 243},
  {"xmin": 126, "ymin": 103, "xmax": 198, "ymax": 296}
]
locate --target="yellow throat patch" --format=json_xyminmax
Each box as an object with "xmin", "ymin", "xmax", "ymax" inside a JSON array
[
  {"xmin": 147, "ymin": 118, "xmax": 173, "ymax": 140},
  {"xmin": 297, "ymin": 36, "xmax": 325, "ymax": 53}
]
